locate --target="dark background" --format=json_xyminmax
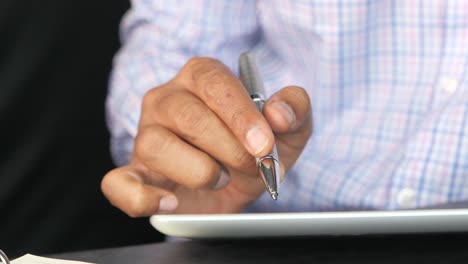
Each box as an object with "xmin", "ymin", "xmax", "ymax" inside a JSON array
[{"xmin": 0, "ymin": 0, "xmax": 164, "ymax": 258}]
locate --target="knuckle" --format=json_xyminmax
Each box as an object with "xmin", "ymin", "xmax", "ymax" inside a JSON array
[
  {"xmin": 231, "ymin": 147, "xmax": 256, "ymax": 170},
  {"xmin": 143, "ymin": 86, "xmax": 172, "ymax": 110},
  {"xmin": 185, "ymin": 57, "xmax": 222, "ymax": 73},
  {"xmin": 141, "ymin": 87, "xmax": 172, "ymax": 125},
  {"xmin": 185, "ymin": 57, "xmax": 231, "ymax": 99},
  {"xmin": 202, "ymin": 70, "xmax": 230, "ymax": 102},
  {"xmin": 175, "ymin": 101, "xmax": 211, "ymax": 139},
  {"xmin": 187, "ymin": 162, "xmax": 219, "ymax": 189},
  {"xmin": 135, "ymin": 126, "xmax": 173, "ymax": 162},
  {"xmin": 142, "ymin": 88, "xmax": 159, "ymax": 111},
  {"xmin": 154, "ymin": 90, "xmax": 179, "ymax": 118},
  {"xmin": 229, "ymin": 106, "xmax": 250, "ymax": 132}
]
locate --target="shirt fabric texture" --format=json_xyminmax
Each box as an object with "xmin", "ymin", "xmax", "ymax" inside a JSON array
[{"xmin": 107, "ymin": 0, "xmax": 468, "ymax": 211}]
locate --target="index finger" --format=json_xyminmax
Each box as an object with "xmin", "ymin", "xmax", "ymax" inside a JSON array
[{"xmin": 174, "ymin": 57, "xmax": 274, "ymax": 157}]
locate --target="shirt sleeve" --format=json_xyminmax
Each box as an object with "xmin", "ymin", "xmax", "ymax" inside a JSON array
[{"xmin": 106, "ymin": 0, "xmax": 260, "ymax": 165}]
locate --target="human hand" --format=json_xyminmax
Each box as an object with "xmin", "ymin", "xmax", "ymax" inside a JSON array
[{"xmin": 101, "ymin": 57, "xmax": 312, "ymax": 216}]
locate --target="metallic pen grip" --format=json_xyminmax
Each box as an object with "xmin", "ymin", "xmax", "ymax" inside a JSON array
[
  {"xmin": 252, "ymin": 97, "xmax": 265, "ymax": 114},
  {"xmin": 257, "ymin": 146, "xmax": 281, "ymax": 199}
]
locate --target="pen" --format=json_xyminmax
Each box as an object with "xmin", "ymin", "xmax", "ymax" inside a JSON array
[{"xmin": 239, "ymin": 52, "xmax": 280, "ymax": 200}]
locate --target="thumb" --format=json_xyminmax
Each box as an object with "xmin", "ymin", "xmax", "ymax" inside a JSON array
[
  {"xmin": 101, "ymin": 165, "xmax": 178, "ymax": 217},
  {"xmin": 263, "ymin": 86, "xmax": 313, "ymax": 170}
]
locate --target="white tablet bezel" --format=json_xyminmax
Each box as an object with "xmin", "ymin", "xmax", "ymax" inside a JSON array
[{"xmin": 150, "ymin": 209, "xmax": 468, "ymax": 238}]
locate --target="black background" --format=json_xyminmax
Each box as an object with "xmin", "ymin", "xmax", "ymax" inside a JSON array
[{"xmin": 0, "ymin": 0, "xmax": 164, "ymax": 258}]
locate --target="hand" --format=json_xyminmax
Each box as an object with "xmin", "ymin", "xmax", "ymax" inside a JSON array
[{"xmin": 101, "ymin": 57, "xmax": 312, "ymax": 217}]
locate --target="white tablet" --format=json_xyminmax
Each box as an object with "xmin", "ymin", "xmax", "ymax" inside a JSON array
[{"xmin": 150, "ymin": 209, "xmax": 468, "ymax": 238}]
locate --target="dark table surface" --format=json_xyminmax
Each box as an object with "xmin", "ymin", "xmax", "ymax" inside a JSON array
[{"xmin": 52, "ymin": 233, "xmax": 468, "ymax": 264}]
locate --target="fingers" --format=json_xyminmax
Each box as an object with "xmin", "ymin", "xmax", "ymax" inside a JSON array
[
  {"xmin": 174, "ymin": 57, "xmax": 275, "ymax": 157},
  {"xmin": 137, "ymin": 61, "xmax": 310, "ymax": 193},
  {"xmin": 102, "ymin": 58, "xmax": 313, "ymax": 217},
  {"xmin": 143, "ymin": 89, "xmax": 257, "ymax": 175},
  {"xmin": 101, "ymin": 165, "xmax": 178, "ymax": 217},
  {"xmin": 134, "ymin": 124, "xmax": 229, "ymax": 190}
]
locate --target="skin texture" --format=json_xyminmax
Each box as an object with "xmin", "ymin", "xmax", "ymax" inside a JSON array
[{"xmin": 101, "ymin": 57, "xmax": 312, "ymax": 217}]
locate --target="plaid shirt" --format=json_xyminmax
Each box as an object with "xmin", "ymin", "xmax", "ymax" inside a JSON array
[{"xmin": 107, "ymin": 0, "xmax": 468, "ymax": 211}]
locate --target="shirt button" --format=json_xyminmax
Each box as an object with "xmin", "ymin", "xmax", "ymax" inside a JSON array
[
  {"xmin": 438, "ymin": 77, "xmax": 458, "ymax": 94},
  {"xmin": 397, "ymin": 188, "xmax": 417, "ymax": 209}
]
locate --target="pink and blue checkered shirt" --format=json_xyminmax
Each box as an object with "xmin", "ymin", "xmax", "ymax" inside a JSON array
[{"xmin": 107, "ymin": 0, "xmax": 468, "ymax": 211}]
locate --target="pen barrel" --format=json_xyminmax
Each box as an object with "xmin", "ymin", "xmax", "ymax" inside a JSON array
[
  {"xmin": 239, "ymin": 52, "xmax": 266, "ymax": 98},
  {"xmin": 239, "ymin": 52, "xmax": 280, "ymax": 200}
]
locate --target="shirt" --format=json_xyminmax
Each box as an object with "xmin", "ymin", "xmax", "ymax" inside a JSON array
[{"xmin": 107, "ymin": 0, "xmax": 468, "ymax": 211}]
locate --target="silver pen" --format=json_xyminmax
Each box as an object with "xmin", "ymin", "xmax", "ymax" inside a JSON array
[{"xmin": 239, "ymin": 52, "xmax": 280, "ymax": 200}]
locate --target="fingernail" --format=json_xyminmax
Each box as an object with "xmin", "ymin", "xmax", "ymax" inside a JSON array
[
  {"xmin": 246, "ymin": 125, "xmax": 269, "ymax": 155},
  {"xmin": 158, "ymin": 195, "xmax": 178, "ymax": 212},
  {"xmin": 271, "ymin": 101, "xmax": 295, "ymax": 126},
  {"xmin": 213, "ymin": 169, "xmax": 230, "ymax": 189}
]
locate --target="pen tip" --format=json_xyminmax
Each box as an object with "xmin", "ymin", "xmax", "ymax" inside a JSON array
[{"xmin": 270, "ymin": 192, "xmax": 278, "ymax": 200}]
